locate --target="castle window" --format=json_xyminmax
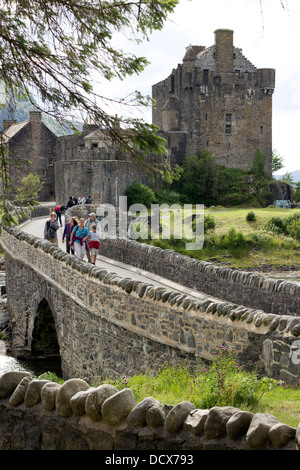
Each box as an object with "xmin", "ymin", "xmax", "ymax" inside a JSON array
[
  {"xmin": 227, "ymin": 142, "xmax": 231, "ymax": 150},
  {"xmin": 225, "ymin": 124, "xmax": 231, "ymax": 135},
  {"xmin": 91, "ymin": 143, "xmax": 98, "ymax": 149},
  {"xmin": 260, "ymin": 126, "xmax": 263, "ymax": 136},
  {"xmin": 205, "ymin": 114, "xmax": 208, "ymax": 120},
  {"xmin": 203, "ymin": 69, "xmax": 209, "ymax": 85},
  {"xmin": 226, "ymin": 113, "xmax": 232, "ymax": 123},
  {"xmin": 170, "ymin": 74, "xmax": 175, "ymax": 93},
  {"xmin": 207, "ymin": 140, "xmax": 210, "ymax": 147},
  {"xmin": 213, "ymin": 76, "xmax": 221, "ymax": 86}
]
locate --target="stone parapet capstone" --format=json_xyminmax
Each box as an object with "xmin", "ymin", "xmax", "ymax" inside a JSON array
[{"xmin": 0, "ymin": 371, "xmax": 299, "ymax": 450}]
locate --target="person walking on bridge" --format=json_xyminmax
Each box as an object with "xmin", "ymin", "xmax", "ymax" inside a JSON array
[
  {"xmin": 62, "ymin": 217, "xmax": 77, "ymax": 255},
  {"xmin": 70, "ymin": 218, "xmax": 89, "ymax": 260},
  {"xmin": 44, "ymin": 212, "xmax": 59, "ymax": 245}
]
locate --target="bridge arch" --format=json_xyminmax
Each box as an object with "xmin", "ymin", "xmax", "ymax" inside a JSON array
[{"xmin": 31, "ymin": 299, "xmax": 60, "ymax": 360}]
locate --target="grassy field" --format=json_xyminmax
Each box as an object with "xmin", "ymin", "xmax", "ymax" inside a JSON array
[{"xmin": 148, "ymin": 205, "xmax": 300, "ymax": 270}]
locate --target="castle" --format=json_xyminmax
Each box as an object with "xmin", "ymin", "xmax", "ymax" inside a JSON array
[
  {"xmin": 152, "ymin": 29, "xmax": 275, "ymax": 171},
  {"xmin": 2, "ymin": 29, "xmax": 275, "ymax": 203}
]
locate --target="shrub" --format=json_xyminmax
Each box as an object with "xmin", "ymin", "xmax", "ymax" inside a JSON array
[
  {"xmin": 286, "ymin": 219, "xmax": 300, "ymax": 240},
  {"xmin": 264, "ymin": 213, "xmax": 300, "ymax": 236},
  {"xmin": 246, "ymin": 211, "xmax": 256, "ymax": 222},
  {"xmin": 154, "ymin": 188, "xmax": 186, "ymax": 205},
  {"xmin": 192, "ymin": 215, "xmax": 215, "ymax": 234},
  {"xmin": 126, "ymin": 182, "xmax": 156, "ymax": 209},
  {"xmin": 220, "ymin": 228, "xmax": 247, "ymax": 250},
  {"xmin": 204, "ymin": 215, "xmax": 216, "ymax": 232}
]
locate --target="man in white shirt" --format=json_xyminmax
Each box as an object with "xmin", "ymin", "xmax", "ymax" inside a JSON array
[{"xmin": 78, "ymin": 194, "xmax": 86, "ymax": 205}]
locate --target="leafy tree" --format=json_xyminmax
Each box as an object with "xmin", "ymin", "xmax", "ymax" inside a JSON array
[
  {"xmin": 251, "ymin": 149, "xmax": 267, "ymax": 179},
  {"xmin": 126, "ymin": 181, "xmax": 156, "ymax": 209},
  {"xmin": 173, "ymin": 150, "xmax": 220, "ymax": 205},
  {"xmin": 293, "ymin": 182, "xmax": 300, "ymax": 202},
  {"xmin": 0, "ymin": 0, "xmax": 178, "ymax": 226},
  {"xmin": 280, "ymin": 172, "xmax": 295, "ymax": 186},
  {"xmin": 272, "ymin": 149, "xmax": 284, "ymax": 174},
  {"xmin": 15, "ymin": 173, "xmax": 44, "ymax": 204}
]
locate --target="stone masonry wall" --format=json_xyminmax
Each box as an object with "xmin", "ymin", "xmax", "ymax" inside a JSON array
[
  {"xmin": 98, "ymin": 238, "xmax": 300, "ymax": 317},
  {"xmin": 1, "ymin": 226, "xmax": 300, "ymax": 385},
  {"xmin": 0, "ymin": 371, "xmax": 299, "ymax": 450}
]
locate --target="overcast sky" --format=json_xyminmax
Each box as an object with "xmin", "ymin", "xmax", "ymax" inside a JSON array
[{"xmin": 97, "ymin": 0, "xmax": 300, "ymax": 173}]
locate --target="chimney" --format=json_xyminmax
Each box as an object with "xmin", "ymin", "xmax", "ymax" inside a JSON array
[
  {"xmin": 214, "ymin": 29, "xmax": 234, "ymax": 72},
  {"xmin": 3, "ymin": 119, "xmax": 17, "ymax": 132},
  {"xmin": 29, "ymin": 110, "xmax": 42, "ymax": 126}
]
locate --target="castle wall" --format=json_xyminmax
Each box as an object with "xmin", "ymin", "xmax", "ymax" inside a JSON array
[
  {"xmin": 152, "ymin": 30, "xmax": 275, "ymax": 173},
  {"xmin": 54, "ymin": 144, "xmax": 150, "ymax": 206},
  {"xmin": 9, "ymin": 112, "xmax": 57, "ymax": 201}
]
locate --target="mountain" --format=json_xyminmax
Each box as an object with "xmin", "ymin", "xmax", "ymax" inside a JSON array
[
  {"xmin": 0, "ymin": 95, "xmax": 83, "ymax": 136},
  {"xmin": 274, "ymin": 170, "xmax": 300, "ymax": 183}
]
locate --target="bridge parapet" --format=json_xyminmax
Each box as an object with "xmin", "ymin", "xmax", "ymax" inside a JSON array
[
  {"xmin": 1, "ymin": 225, "xmax": 300, "ymax": 384},
  {"xmin": 98, "ymin": 237, "xmax": 300, "ymax": 316},
  {"xmin": 0, "ymin": 371, "xmax": 299, "ymax": 450}
]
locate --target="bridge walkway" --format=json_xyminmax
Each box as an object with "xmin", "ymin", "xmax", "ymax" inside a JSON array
[{"xmin": 19, "ymin": 217, "xmax": 222, "ymax": 303}]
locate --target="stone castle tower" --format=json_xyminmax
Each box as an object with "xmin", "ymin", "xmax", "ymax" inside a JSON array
[{"xmin": 152, "ymin": 29, "xmax": 275, "ymax": 172}]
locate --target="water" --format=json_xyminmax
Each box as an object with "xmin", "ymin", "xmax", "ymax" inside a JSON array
[{"xmin": 259, "ymin": 271, "xmax": 300, "ymax": 284}]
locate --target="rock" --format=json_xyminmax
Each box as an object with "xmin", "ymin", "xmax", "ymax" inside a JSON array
[
  {"xmin": 183, "ymin": 409, "xmax": 209, "ymax": 436},
  {"xmin": 56, "ymin": 378, "xmax": 90, "ymax": 417},
  {"xmin": 85, "ymin": 384, "xmax": 118, "ymax": 421},
  {"xmin": 127, "ymin": 397, "xmax": 160, "ymax": 427},
  {"xmin": 101, "ymin": 388, "xmax": 136, "ymax": 426},
  {"xmin": 0, "ymin": 371, "xmax": 32, "ymax": 398},
  {"xmin": 226, "ymin": 411, "xmax": 253, "ymax": 439},
  {"xmin": 204, "ymin": 406, "xmax": 240, "ymax": 440},
  {"xmin": 41, "ymin": 382, "xmax": 62, "ymax": 411},
  {"xmin": 269, "ymin": 423, "xmax": 296, "ymax": 448},
  {"xmin": 146, "ymin": 404, "xmax": 166, "ymax": 428},
  {"xmin": 24, "ymin": 379, "xmax": 50, "ymax": 407},
  {"xmin": 9, "ymin": 376, "xmax": 32, "ymax": 406},
  {"xmin": 70, "ymin": 389, "xmax": 94, "ymax": 416},
  {"xmin": 165, "ymin": 401, "xmax": 195, "ymax": 433},
  {"xmin": 246, "ymin": 413, "xmax": 280, "ymax": 448}
]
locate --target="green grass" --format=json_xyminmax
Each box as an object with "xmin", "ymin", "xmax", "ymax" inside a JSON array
[
  {"xmin": 40, "ymin": 350, "xmax": 300, "ymax": 427},
  {"xmin": 142, "ymin": 206, "xmax": 300, "ymax": 270}
]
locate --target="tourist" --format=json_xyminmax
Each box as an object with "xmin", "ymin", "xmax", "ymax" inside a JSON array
[
  {"xmin": 88, "ymin": 223, "xmax": 101, "ymax": 264},
  {"xmin": 84, "ymin": 212, "xmax": 100, "ymax": 262},
  {"xmin": 55, "ymin": 204, "xmax": 66, "ymax": 225},
  {"xmin": 72, "ymin": 195, "xmax": 78, "ymax": 205},
  {"xmin": 54, "ymin": 204, "xmax": 63, "ymax": 226},
  {"xmin": 66, "ymin": 196, "xmax": 74, "ymax": 209},
  {"xmin": 44, "ymin": 212, "xmax": 59, "ymax": 245},
  {"xmin": 86, "ymin": 195, "xmax": 92, "ymax": 204},
  {"xmin": 70, "ymin": 218, "xmax": 89, "ymax": 259},
  {"xmin": 85, "ymin": 212, "xmax": 100, "ymax": 232},
  {"xmin": 62, "ymin": 217, "xmax": 77, "ymax": 254},
  {"xmin": 78, "ymin": 194, "xmax": 86, "ymax": 205}
]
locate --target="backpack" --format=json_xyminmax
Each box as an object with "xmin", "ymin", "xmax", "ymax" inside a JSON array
[{"xmin": 54, "ymin": 205, "xmax": 61, "ymax": 212}]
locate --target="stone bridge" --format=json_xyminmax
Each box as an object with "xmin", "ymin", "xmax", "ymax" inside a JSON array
[{"xmin": 1, "ymin": 217, "xmax": 300, "ymax": 385}]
